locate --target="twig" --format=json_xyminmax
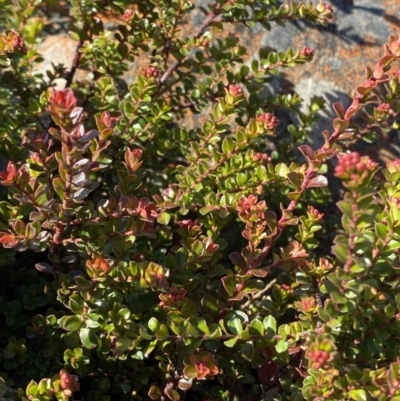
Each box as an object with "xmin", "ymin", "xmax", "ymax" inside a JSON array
[
  {"xmin": 65, "ymin": 39, "xmax": 84, "ymax": 88},
  {"xmin": 158, "ymin": 3, "xmax": 223, "ymax": 86},
  {"xmin": 240, "ymin": 278, "xmax": 277, "ymax": 310}
]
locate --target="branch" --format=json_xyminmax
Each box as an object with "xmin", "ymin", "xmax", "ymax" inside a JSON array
[
  {"xmin": 240, "ymin": 278, "xmax": 277, "ymax": 311},
  {"xmin": 158, "ymin": 3, "xmax": 222, "ymax": 86},
  {"xmin": 64, "ymin": 39, "xmax": 84, "ymax": 88}
]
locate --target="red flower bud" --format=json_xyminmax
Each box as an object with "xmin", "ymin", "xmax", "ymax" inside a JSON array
[
  {"xmin": 376, "ymin": 102, "xmax": 390, "ymax": 112},
  {"xmin": 142, "ymin": 66, "xmax": 159, "ymax": 79},
  {"xmin": 308, "ymin": 349, "xmax": 330, "ymax": 369},
  {"xmin": 123, "ymin": 8, "xmax": 134, "ymax": 22},
  {"xmin": 254, "ymin": 152, "xmax": 271, "ymax": 164},
  {"xmin": 60, "ymin": 370, "xmax": 80, "ymax": 395},
  {"xmin": 257, "ymin": 113, "xmax": 280, "ymax": 131},
  {"xmin": 334, "ymin": 152, "xmax": 378, "ymax": 180},
  {"xmin": 228, "ymin": 84, "xmax": 243, "ymax": 97},
  {"xmin": 300, "ymin": 46, "xmax": 314, "ymax": 60},
  {"xmin": 10, "ymin": 33, "xmax": 27, "ymax": 54},
  {"xmin": 300, "ymin": 297, "xmax": 316, "ymax": 312}
]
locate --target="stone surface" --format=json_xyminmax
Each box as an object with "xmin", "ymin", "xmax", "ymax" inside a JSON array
[{"xmin": 36, "ymin": 0, "xmax": 400, "ymax": 162}]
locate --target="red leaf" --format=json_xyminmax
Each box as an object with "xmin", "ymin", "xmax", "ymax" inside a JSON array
[
  {"xmin": 35, "ymin": 262, "xmax": 54, "ymax": 275},
  {"xmin": 229, "ymin": 252, "xmax": 247, "ymax": 269},
  {"xmin": 373, "ymin": 65, "xmax": 384, "ymax": 79},
  {"xmin": 307, "ymin": 175, "xmax": 328, "ymax": 188},
  {"xmin": 298, "ymin": 145, "xmax": 315, "ymax": 161},
  {"xmin": 332, "ymin": 118, "xmax": 350, "ymax": 132},
  {"xmin": 257, "ymin": 360, "xmax": 278, "ymax": 384},
  {"xmin": 249, "ymin": 268, "xmax": 269, "ymax": 278},
  {"xmin": 332, "ymin": 102, "xmax": 346, "ymax": 119}
]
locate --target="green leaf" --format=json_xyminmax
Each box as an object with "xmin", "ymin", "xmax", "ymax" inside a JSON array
[
  {"xmin": 375, "ymin": 222, "xmax": 388, "ymax": 241},
  {"xmin": 251, "ymin": 59, "xmax": 259, "ymax": 73},
  {"xmin": 275, "ymin": 163, "xmax": 290, "ymax": 177},
  {"xmin": 0, "ymin": 378, "xmax": 8, "ymax": 397},
  {"xmin": 148, "ymin": 317, "xmax": 160, "ymax": 333},
  {"xmin": 336, "ymin": 201, "xmax": 352, "ymax": 218},
  {"xmin": 59, "ymin": 316, "xmax": 82, "ymax": 332},
  {"xmin": 236, "ymin": 172, "xmax": 247, "ymax": 186},
  {"xmin": 184, "ymin": 338, "xmax": 203, "ymax": 354},
  {"xmin": 371, "ymin": 261, "xmax": 393, "ymax": 276},
  {"xmin": 26, "ymin": 380, "xmax": 38, "ymax": 397},
  {"xmin": 221, "ymin": 276, "xmax": 236, "ymax": 296},
  {"xmin": 227, "ymin": 317, "xmax": 243, "ymax": 335},
  {"xmin": 197, "ymin": 318, "xmax": 209, "ymax": 335},
  {"xmin": 253, "ymin": 164, "xmax": 268, "ymax": 182},
  {"xmin": 263, "ymin": 316, "xmax": 277, "ymax": 334},
  {"xmin": 275, "ymin": 340, "xmax": 288, "ymax": 353},
  {"xmin": 155, "ymin": 324, "xmax": 169, "ymax": 340},
  {"xmin": 201, "ymin": 295, "xmax": 219, "ymax": 318},
  {"xmin": 223, "ymin": 336, "xmax": 239, "ymax": 348},
  {"xmin": 221, "ymin": 137, "xmax": 235, "ymax": 154},
  {"xmin": 0, "ymin": 55, "xmax": 11, "ymax": 67},
  {"xmin": 240, "ymin": 343, "xmax": 254, "ymax": 362},
  {"xmin": 349, "ymin": 389, "xmax": 367, "ymax": 401},
  {"xmin": 115, "ymin": 338, "xmax": 132, "ymax": 353},
  {"xmin": 140, "ymin": 326, "xmax": 153, "ymax": 340},
  {"xmin": 199, "ymin": 206, "xmax": 213, "ymax": 215},
  {"xmin": 332, "ymin": 244, "xmax": 348, "ymax": 264},
  {"xmin": 148, "ymin": 384, "xmax": 163, "ymax": 401},
  {"xmin": 287, "ymin": 191, "xmax": 301, "ymax": 201},
  {"xmin": 63, "ymin": 333, "xmax": 80, "ymax": 349},
  {"xmin": 69, "ymin": 294, "xmax": 85, "ymax": 315},
  {"xmin": 240, "ymin": 326, "xmax": 250, "ymax": 341},
  {"xmin": 75, "ymin": 276, "xmax": 92, "ymax": 292},
  {"xmin": 79, "ymin": 328, "xmax": 98, "ymax": 349},
  {"xmin": 249, "ymin": 319, "xmax": 264, "ymax": 336},
  {"xmin": 157, "ymin": 212, "xmax": 171, "ymax": 225},
  {"xmin": 165, "ymin": 388, "xmax": 180, "ymax": 401},
  {"xmin": 53, "ymin": 177, "xmax": 66, "ymax": 199}
]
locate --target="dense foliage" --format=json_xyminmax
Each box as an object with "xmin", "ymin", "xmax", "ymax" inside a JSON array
[{"xmin": 2, "ymin": 0, "xmax": 400, "ymax": 400}]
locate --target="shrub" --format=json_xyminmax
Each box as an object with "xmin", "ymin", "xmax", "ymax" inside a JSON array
[{"xmin": 1, "ymin": 1, "xmax": 400, "ymax": 400}]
